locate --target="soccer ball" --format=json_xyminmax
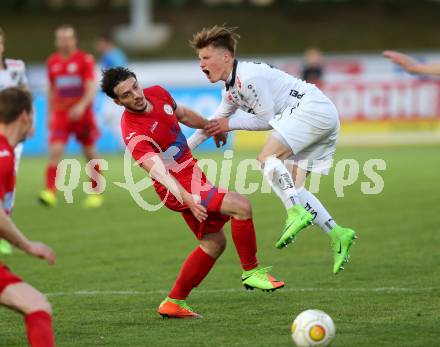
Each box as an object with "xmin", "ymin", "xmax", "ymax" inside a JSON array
[{"xmin": 291, "ymin": 309, "xmax": 336, "ymax": 347}]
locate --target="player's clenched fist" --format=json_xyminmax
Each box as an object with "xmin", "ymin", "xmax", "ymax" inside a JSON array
[
  {"xmin": 205, "ymin": 118, "xmax": 229, "ymax": 136},
  {"xmin": 183, "ymin": 194, "xmax": 208, "ymax": 223},
  {"xmin": 213, "ymin": 132, "xmax": 228, "ymax": 148}
]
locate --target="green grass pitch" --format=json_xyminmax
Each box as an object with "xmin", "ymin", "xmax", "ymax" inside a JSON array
[{"xmin": 0, "ymin": 145, "xmax": 439, "ymax": 346}]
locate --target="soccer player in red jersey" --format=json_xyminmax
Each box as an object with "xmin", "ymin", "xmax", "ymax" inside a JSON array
[
  {"xmin": 0, "ymin": 87, "xmax": 56, "ymax": 346},
  {"xmin": 0, "ymin": 27, "xmax": 30, "ymax": 255},
  {"xmin": 101, "ymin": 67, "xmax": 284, "ymax": 319},
  {"xmin": 39, "ymin": 25, "xmax": 103, "ymax": 208}
]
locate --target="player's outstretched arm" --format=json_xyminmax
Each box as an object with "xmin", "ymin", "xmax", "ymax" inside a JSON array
[
  {"xmin": 140, "ymin": 154, "xmax": 208, "ymax": 222},
  {"xmin": 383, "ymin": 50, "xmax": 440, "ymax": 75},
  {"xmin": 205, "ymin": 113, "xmax": 272, "ymax": 136},
  {"xmin": 179, "ymin": 106, "xmax": 228, "ymax": 149},
  {"xmin": 175, "ymin": 105, "xmax": 208, "ymax": 129},
  {"xmin": 0, "ymin": 208, "xmax": 56, "ymax": 264}
]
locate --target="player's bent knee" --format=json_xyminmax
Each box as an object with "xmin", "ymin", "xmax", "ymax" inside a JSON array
[
  {"xmin": 231, "ymin": 193, "xmax": 252, "ymax": 220},
  {"xmin": 23, "ymin": 293, "xmax": 52, "ymax": 315},
  {"xmin": 200, "ymin": 232, "xmax": 227, "ymax": 259}
]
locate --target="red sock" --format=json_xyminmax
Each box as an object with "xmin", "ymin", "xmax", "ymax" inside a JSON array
[
  {"xmin": 25, "ymin": 310, "xmax": 55, "ymax": 347},
  {"xmin": 231, "ymin": 218, "xmax": 259, "ymax": 271},
  {"xmin": 45, "ymin": 165, "xmax": 57, "ymax": 191},
  {"xmin": 168, "ymin": 247, "xmax": 216, "ymax": 300}
]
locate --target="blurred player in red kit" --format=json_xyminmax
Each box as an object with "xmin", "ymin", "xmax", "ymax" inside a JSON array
[
  {"xmin": 0, "ymin": 27, "xmax": 29, "ymax": 255},
  {"xmin": 39, "ymin": 25, "xmax": 103, "ymax": 208},
  {"xmin": 101, "ymin": 67, "xmax": 284, "ymax": 319},
  {"xmin": 0, "ymin": 87, "xmax": 56, "ymax": 346}
]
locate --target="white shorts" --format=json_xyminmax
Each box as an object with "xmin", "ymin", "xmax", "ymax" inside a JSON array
[{"xmin": 269, "ymin": 90, "xmax": 340, "ymax": 175}]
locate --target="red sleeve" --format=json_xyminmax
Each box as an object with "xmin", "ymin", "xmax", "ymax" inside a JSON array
[
  {"xmin": 0, "ymin": 158, "xmax": 12, "ymax": 201},
  {"xmin": 82, "ymin": 54, "xmax": 95, "ymax": 81}
]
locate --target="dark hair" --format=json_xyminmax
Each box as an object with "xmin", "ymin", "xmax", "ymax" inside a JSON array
[
  {"xmin": 101, "ymin": 67, "xmax": 137, "ymax": 99},
  {"xmin": 0, "ymin": 87, "xmax": 33, "ymax": 124},
  {"xmin": 190, "ymin": 25, "xmax": 240, "ymax": 55},
  {"xmin": 0, "ymin": 27, "xmax": 4, "ymax": 39},
  {"xmin": 97, "ymin": 31, "xmax": 113, "ymax": 43}
]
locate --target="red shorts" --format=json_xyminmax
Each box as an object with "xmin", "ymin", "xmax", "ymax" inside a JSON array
[
  {"xmin": 50, "ymin": 110, "xmax": 99, "ymax": 146},
  {"xmin": 154, "ymin": 165, "xmax": 230, "ymax": 240},
  {"xmin": 0, "ymin": 264, "xmax": 22, "ymax": 295}
]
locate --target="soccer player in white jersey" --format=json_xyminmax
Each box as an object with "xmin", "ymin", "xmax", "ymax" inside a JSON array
[
  {"xmin": 187, "ymin": 26, "xmax": 356, "ymax": 274},
  {"xmin": 383, "ymin": 50, "xmax": 440, "ymax": 75},
  {"xmin": 0, "ymin": 28, "xmax": 29, "ymax": 255}
]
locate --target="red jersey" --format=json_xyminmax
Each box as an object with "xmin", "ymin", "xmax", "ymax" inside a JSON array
[
  {"xmin": 121, "ymin": 86, "xmax": 206, "ymax": 208},
  {"xmin": 0, "ymin": 136, "xmax": 23, "ymax": 287},
  {"xmin": 47, "ymin": 49, "xmax": 95, "ymax": 113},
  {"xmin": 0, "ymin": 134, "xmax": 15, "ymax": 216},
  {"xmin": 121, "ymin": 86, "xmax": 230, "ymax": 239}
]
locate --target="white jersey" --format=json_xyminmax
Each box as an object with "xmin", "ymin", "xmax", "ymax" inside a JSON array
[
  {"xmin": 187, "ymin": 60, "xmax": 319, "ymax": 149},
  {"xmin": 0, "ymin": 58, "xmax": 28, "ymax": 90},
  {"xmin": 216, "ymin": 60, "xmax": 317, "ymax": 130}
]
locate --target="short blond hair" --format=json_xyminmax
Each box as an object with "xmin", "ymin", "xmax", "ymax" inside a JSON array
[
  {"xmin": 55, "ymin": 24, "xmax": 76, "ymax": 37},
  {"xmin": 190, "ymin": 25, "xmax": 240, "ymax": 55}
]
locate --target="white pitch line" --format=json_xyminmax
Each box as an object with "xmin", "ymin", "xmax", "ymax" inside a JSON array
[{"xmin": 45, "ymin": 287, "xmax": 437, "ymax": 297}]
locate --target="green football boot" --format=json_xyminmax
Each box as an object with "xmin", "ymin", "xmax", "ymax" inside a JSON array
[
  {"xmin": 242, "ymin": 266, "xmax": 285, "ymax": 292},
  {"xmin": 0, "ymin": 239, "xmax": 12, "ymax": 255},
  {"xmin": 329, "ymin": 225, "xmax": 357, "ymax": 274},
  {"xmin": 275, "ymin": 204, "xmax": 313, "ymax": 249},
  {"xmin": 38, "ymin": 189, "xmax": 57, "ymax": 207}
]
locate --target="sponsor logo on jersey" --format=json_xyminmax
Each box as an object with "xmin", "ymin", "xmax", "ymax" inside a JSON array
[
  {"xmin": 0, "ymin": 150, "xmax": 11, "ymax": 158},
  {"xmin": 67, "ymin": 62, "xmax": 78, "ymax": 73},
  {"xmin": 55, "ymin": 76, "xmax": 82, "ymax": 88},
  {"xmin": 163, "ymin": 104, "xmax": 174, "ymax": 115},
  {"xmin": 126, "ymin": 132, "xmax": 136, "ymax": 140},
  {"xmin": 289, "ymin": 89, "xmax": 305, "ymax": 99},
  {"xmin": 150, "ymin": 121, "xmax": 158, "ymax": 134}
]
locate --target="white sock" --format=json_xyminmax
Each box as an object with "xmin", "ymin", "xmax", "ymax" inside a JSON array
[
  {"xmin": 297, "ymin": 187, "xmax": 336, "ymax": 233},
  {"xmin": 261, "ymin": 156, "xmax": 300, "ymax": 209}
]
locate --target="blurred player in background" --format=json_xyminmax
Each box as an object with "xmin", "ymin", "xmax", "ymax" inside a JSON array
[
  {"xmin": 95, "ymin": 33, "xmax": 128, "ymax": 70},
  {"xmin": 0, "ymin": 87, "xmax": 56, "ymax": 347},
  {"xmin": 0, "ymin": 27, "xmax": 29, "ymax": 255},
  {"xmin": 95, "ymin": 32, "xmax": 128, "ymax": 146},
  {"xmin": 39, "ymin": 25, "xmax": 103, "ymax": 208},
  {"xmin": 301, "ymin": 47, "xmax": 325, "ymax": 89},
  {"xmin": 188, "ymin": 26, "xmax": 356, "ymax": 274},
  {"xmin": 101, "ymin": 67, "xmax": 284, "ymax": 319},
  {"xmin": 383, "ymin": 50, "xmax": 440, "ymax": 75}
]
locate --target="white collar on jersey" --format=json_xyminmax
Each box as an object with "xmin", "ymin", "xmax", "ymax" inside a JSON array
[{"xmin": 225, "ymin": 59, "xmax": 238, "ymax": 91}]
